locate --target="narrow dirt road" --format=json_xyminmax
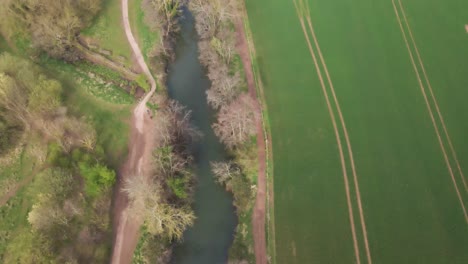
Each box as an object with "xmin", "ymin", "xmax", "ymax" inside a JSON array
[
  {"xmin": 121, "ymin": 0, "xmax": 157, "ymax": 133},
  {"xmin": 110, "ymin": 0, "xmax": 158, "ymax": 263},
  {"xmin": 0, "ymin": 165, "xmax": 45, "ymax": 207},
  {"xmin": 235, "ymin": 19, "xmax": 268, "ymax": 264}
]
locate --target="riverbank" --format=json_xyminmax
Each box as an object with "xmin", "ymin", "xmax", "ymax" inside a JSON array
[
  {"xmin": 168, "ymin": 7, "xmax": 237, "ymax": 263},
  {"xmin": 188, "ymin": 0, "xmax": 273, "ymax": 263}
]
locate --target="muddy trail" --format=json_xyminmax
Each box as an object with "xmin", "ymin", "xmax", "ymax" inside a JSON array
[{"xmin": 110, "ymin": 0, "xmax": 157, "ymax": 262}]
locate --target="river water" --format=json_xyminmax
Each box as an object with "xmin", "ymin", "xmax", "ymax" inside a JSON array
[{"xmin": 167, "ymin": 7, "xmax": 236, "ymax": 264}]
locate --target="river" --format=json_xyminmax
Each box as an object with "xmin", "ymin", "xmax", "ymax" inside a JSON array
[{"xmin": 167, "ymin": 7, "xmax": 237, "ymax": 264}]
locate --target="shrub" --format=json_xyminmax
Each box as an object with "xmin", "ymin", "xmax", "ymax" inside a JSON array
[
  {"xmin": 167, "ymin": 176, "xmax": 189, "ymax": 199},
  {"xmin": 136, "ymin": 74, "xmax": 150, "ymax": 92},
  {"xmin": 79, "ymin": 162, "xmax": 116, "ymax": 198}
]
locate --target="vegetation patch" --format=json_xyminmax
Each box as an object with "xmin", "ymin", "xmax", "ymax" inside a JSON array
[
  {"xmin": 189, "ymin": 0, "xmax": 258, "ymax": 262},
  {"xmin": 82, "ymin": 0, "xmax": 133, "ymax": 66},
  {"xmin": 40, "ymin": 56, "xmax": 135, "ymax": 105},
  {"xmin": 0, "ymin": 53, "xmax": 124, "ymax": 262},
  {"xmin": 129, "ymin": 0, "xmax": 161, "ymax": 60}
]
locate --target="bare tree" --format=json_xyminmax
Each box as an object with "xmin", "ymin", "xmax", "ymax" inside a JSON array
[
  {"xmin": 153, "ymin": 146, "xmax": 192, "ymax": 178},
  {"xmin": 0, "ymin": 73, "xmax": 30, "ymax": 127},
  {"xmin": 206, "ymin": 68, "xmax": 241, "ymax": 109},
  {"xmin": 122, "ymin": 176, "xmax": 195, "ymax": 240},
  {"xmin": 28, "ymin": 198, "xmax": 70, "ymax": 230},
  {"xmin": 211, "ymin": 161, "xmax": 240, "ymax": 184},
  {"xmin": 213, "ymin": 94, "xmax": 257, "ymax": 148},
  {"xmin": 4, "ymin": 0, "xmax": 102, "ymax": 60},
  {"xmin": 154, "ymin": 100, "xmax": 201, "ymax": 148},
  {"xmin": 190, "ymin": 0, "xmax": 239, "ymax": 40}
]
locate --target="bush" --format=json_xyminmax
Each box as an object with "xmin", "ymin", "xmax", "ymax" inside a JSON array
[
  {"xmin": 167, "ymin": 176, "xmax": 189, "ymax": 199},
  {"xmin": 136, "ymin": 74, "xmax": 150, "ymax": 92},
  {"xmin": 46, "ymin": 142, "xmax": 71, "ymax": 168},
  {"xmin": 79, "ymin": 162, "xmax": 116, "ymax": 198}
]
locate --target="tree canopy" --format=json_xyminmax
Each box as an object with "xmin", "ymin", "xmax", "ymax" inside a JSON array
[{"xmin": 1, "ymin": 0, "xmax": 102, "ymax": 60}]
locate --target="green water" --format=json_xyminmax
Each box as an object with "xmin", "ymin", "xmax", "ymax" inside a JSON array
[{"xmin": 168, "ymin": 7, "xmax": 236, "ymax": 264}]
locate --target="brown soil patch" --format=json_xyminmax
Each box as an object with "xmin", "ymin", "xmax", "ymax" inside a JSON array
[{"xmin": 111, "ymin": 109, "xmax": 157, "ymax": 264}]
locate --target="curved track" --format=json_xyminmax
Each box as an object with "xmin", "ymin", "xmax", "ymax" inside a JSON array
[{"xmin": 111, "ymin": 0, "xmax": 157, "ymax": 263}]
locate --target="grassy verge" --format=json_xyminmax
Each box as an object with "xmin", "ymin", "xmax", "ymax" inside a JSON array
[
  {"xmin": 241, "ymin": 9, "xmax": 276, "ymax": 264},
  {"xmin": 0, "ymin": 139, "xmax": 44, "ymax": 259},
  {"xmin": 129, "ymin": 0, "xmax": 160, "ymax": 61},
  {"xmin": 0, "ymin": 148, "xmax": 32, "ymax": 196},
  {"xmin": 0, "ymin": 188, "xmax": 31, "ymax": 259},
  {"xmin": 40, "ymin": 56, "xmax": 136, "ymax": 105},
  {"xmin": 81, "ymin": 0, "xmax": 133, "ymax": 67}
]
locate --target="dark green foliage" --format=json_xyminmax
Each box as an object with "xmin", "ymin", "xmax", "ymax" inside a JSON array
[
  {"xmin": 0, "ymin": 114, "xmax": 22, "ymax": 155},
  {"xmin": 3, "ymin": 229, "xmax": 54, "ymax": 263},
  {"xmin": 28, "ymin": 168, "xmax": 74, "ymax": 202},
  {"xmin": 228, "ymin": 174, "xmax": 252, "ymax": 213},
  {"xmin": 167, "ymin": 176, "xmax": 189, "ymax": 199},
  {"xmin": 136, "ymin": 74, "xmax": 150, "ymax": 92},
  {"xmin": 132, "ymin": 226, "xmax": 172, "ymax": 264},
  {"xmin": 46, "ymin": 143, "xmax": 70, "ymax": 168},
  {"xmin": 79, "ymin": 162, "xmax": 116, "ymax": 198}
]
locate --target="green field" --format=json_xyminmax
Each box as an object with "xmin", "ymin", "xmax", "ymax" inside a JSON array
[
  {"xmin": 129, "ymin": 0, "xmax": 159, "ymax": 60},
  {"xmin": 82, "ymin": 0, "xmax": 133, "ymax": 66},
  {"xmin": 245, "ymin": 0, "xmax": 468, "ymax": 263}
]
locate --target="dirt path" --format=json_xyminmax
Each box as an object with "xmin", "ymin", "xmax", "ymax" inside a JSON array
[
  {"xmin": 110, "ymin": 0, "xmax": 158, "ymax": 263},
  {"xmin": 391, "ymin": 0, "xmax": 468, "ymax": 223},
  {"xmin": 235, "ymin": 19, "xmax": 267, "ymax": 264},
  {"xmin": 0, "ymin": 165, "xmax": 45, "ymax": 207}
]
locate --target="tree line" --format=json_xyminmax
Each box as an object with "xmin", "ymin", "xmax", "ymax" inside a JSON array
[
  {"xmin": 190, "ymin": 0, "xmax": 257, "ymax": 261},
  {"xmin": 190, "ymin": 0, "xmax": 257, "ymax": 148},
  {"xmin": 1, "ymin": 0, "xmax": 102, "ymax": 61}
]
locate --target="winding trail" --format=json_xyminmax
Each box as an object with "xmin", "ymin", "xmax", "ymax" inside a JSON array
[
  {"xmin": 122, "ymin": 0, "xmax": 157, "ymax": 133},
  {"xmin": 0, "ymin": 165, "xmax": 46, "ymax": 207},
  {"xmin": 111, "ymin": 0, "xmax": 158, "ymax": 263}
]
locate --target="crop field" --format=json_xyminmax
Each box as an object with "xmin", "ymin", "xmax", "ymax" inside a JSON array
[{"xmin": 245, "ymin": 0, "xmax": 468, "ymax": 263}]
